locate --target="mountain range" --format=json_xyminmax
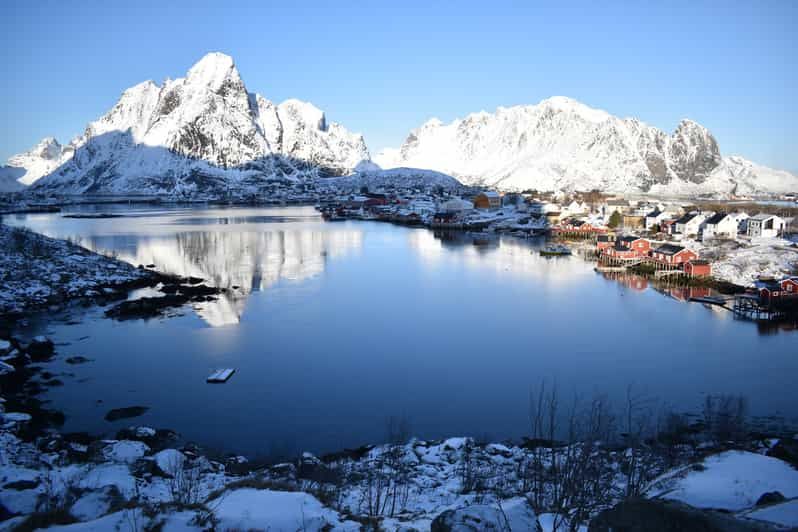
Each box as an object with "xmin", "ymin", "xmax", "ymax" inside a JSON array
[
  {"xmin": 1, "ymin": 53, "xmax": 370, "ymax": 195},
  {"xmin": 2, "ymin": 53, "xmax": 796, "ymax": 196},
  {"xmin": 375, "ymin": 97, "xmax": 798, "ymax": 195}
]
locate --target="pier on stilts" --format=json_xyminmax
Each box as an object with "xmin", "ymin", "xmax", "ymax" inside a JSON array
[{"xmin": 732, "ymin": 294, "xmax": 792, "ymax": 322}]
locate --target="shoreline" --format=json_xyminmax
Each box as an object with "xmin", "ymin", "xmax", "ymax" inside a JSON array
[{"xmin": 2, "ymin": 212, "xmax": 798, "ymax": 529}]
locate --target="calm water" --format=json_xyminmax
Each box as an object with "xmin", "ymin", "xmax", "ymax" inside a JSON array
[{"xmin": 4, "ymin": 205, "xmax": 797, "ymax": 456}]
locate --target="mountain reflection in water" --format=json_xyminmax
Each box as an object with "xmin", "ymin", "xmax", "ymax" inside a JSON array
[{"xmin": 6, "ymin": 206, "xmax": 363, "ymax": 326}]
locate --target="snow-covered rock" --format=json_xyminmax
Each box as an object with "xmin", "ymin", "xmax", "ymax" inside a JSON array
[
  {"xmin": 102, "ymin": 440, "xmax": 150, "ymax": 463},
  {"xmin": 153, "ymin": 448, "xmax": 186, "ymax": 474},
  {"xmin": 376, "ymin": 96, "xmax": 798, "ymax": 195},
  {"xmin": 646, "ymin": 450, "xmax": 798, "ymax": 511},
  {"xmin": 2, "ymin": 412, "xmax": 32, "ymax": 423},
  {"xmin": 209, "ymin": 488, "xmax": 358, "ymax": 531},
  {"xmin": 18, "ymin": 52, "xmax": 371, "ymax": 195},
  {"xmin": 0, "ymin": 361, "xmax": 15, "ymax": 376},
  {"xmin": 430, "ymin": 497, "xmax": 542, "ymax": 531}
]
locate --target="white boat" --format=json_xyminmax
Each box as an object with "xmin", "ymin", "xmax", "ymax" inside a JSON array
[{"xmin": 539, "ymin": 244, "xmax": 572, "ymax": 256}]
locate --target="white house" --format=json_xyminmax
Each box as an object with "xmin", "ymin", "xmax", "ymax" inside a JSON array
[
  {"xmin": 674, "ymin": 212, "xmax": 707, "ymax": 236},
  {"xmin": 438, "ymin": 197, "xmax": 474, "ymax": 214},
  {"xmin": 644, "ymin": 209, "xmax": 672, "ymax": 230},
  {"xmin": 528, "ymin": 201, "xmax": 560, "ymax": 216},
  {"xmin": 729, "ymin": 212, "xmax": 750, "ymax": 233},
  {"xmin": 701, "ymin": 212, "xmax": 739, "ymax": 240},
  {"xmin": 747, "ymin": 213, "xmax": 786, "ymax": 238},
  {"xmin": 563, "ymin": 200, "xmax": 588, "ymax": 216}
]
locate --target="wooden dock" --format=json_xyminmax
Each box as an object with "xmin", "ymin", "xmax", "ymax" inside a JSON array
[
  {"xmin": 689, "ymin": 296, "xmax": 729, "ymax": 306},
  {"xmin": 207, "ymin": 368, "xmax": 235, "ymax": 383},
  {"xmin": 732, "ymin": 295, "xmax": 786, "ymax": 322}
]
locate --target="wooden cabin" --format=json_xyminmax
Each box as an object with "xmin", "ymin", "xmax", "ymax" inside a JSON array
[
  {"xmin": 473, "ymin": 191, "xmax": 501, "ymax": 209},
  {"xmin": 684, "ymin": 259, "xmax": 712, "ymax": 278},
  {"xmin": 617, "ymin": 236, "xmax": 651, "ymax": 255},
  {"xmin": 651, "ymin": 244, "xmax": 698, "ymax": 268}
]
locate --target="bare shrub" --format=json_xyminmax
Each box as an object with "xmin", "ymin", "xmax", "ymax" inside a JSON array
[
  {"xmin": 524, "ymin": 381, "xmax": 617, "ymax": 530},
  {"xmin": 165, "ymin": 456, "xmax": 203, "ymax": 506},
  {"xmin": 703, "ymin": 394, "xmax": 748, "ymax": 441}
]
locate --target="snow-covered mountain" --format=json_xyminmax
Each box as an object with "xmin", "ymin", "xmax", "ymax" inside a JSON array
[
  {"xmin": 16, "ymin": 53, "xmax": 372, "ymax": 195},
  {"xmin": 0, "ymin": 167, "xmax": 26, "ymax": 192},
  {"xmin": 376, "ymin": 97, "xmax": 798, "ymax": 195}
]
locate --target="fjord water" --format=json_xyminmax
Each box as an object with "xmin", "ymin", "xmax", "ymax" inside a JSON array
[{"xmin": 5, "ymin": 205, "xmax": 797, "ymax": 456}]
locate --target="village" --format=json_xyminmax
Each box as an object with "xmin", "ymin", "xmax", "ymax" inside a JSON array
[{"xmin": 319, "ymin": 187, "xmax": 798, "ymax": 322}]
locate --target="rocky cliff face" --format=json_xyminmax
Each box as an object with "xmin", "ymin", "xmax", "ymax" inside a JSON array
[
  {"xmin": 376, "ymin": 97, "xmax": 797, "ymax": 195},
  {"xmin": 19, "ymin": 53, "xmax": 370, "ymax": 195}
]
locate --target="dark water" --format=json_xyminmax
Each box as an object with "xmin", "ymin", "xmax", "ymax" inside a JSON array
[{"xmin": 4, "ymin": 205, "xmax": 797, "ymax": 456}]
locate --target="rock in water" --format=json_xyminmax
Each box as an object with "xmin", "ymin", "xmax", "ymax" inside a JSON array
[
  {"xmin": 27, "ymin": 336, "xmax": 55, "ymax": 359},
  {"xmin": 104, "ymin": 406, "xmax": 149, "ymax": 422}
]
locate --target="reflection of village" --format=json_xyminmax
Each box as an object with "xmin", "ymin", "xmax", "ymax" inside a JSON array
[{"xmin": 598, "ymin": 270, "xmax": 711, "ymax": 301}]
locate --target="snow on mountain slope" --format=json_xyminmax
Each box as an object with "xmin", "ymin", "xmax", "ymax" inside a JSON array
[
  {"xmin": 22, "ymin": 52, "xmax": 371, "ymax": 195},
  {"xmin": 320, "ymin": 167, "xmax": 462, "ymax": 192},
  {"xmin": 3, "ymin": 137, "xmax": 73, "ymax": 187},
  {"xmin": 0, "ymin": 166, "xmax": 26, "ymax": 192},
  {"xmin": 377, "ymin": 97, "xmax": 798, "ymax": 195}
]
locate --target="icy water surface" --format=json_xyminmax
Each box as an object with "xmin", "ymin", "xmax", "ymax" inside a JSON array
[{"xmin": 5, "ymin": 205, "xmax": 798, "ymax": 456}]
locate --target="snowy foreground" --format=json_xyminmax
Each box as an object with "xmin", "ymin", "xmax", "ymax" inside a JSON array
[
  {"xmin": 0, "ymin": 225, "xmax": 161, "ymax": 316},
  {"xmin": 1, "ymin": 412, "xmax": 797, "ymax": 531}
]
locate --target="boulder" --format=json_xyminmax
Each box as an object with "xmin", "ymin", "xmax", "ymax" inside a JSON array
[
  {"xmin": 755, "ymin": 491, "xmax": 786, "ymax": 507},
  {"xmin": 767, "ymin": 438, "xmax": 798, "ymax": 468},
  {"xmin": 431, "ymin": 497, "xmax": 542, "ymax": 532},
  {"xmin": 27, "ymin": 336, "xmax": 54, "ymax": 359},
  {"xmin": 588, "ymin": 498, "xmax": 782, "ymax": 532}
]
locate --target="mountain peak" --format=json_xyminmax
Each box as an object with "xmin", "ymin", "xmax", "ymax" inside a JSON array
[
  {"xmin": 186, "ymin": 52, "xmax": 241, "ymax": 91},
  {"xmin": 32, "ymin": 137, "xmax": 63, "ymax": 159},
  {"xmin": 19, "ymin": 52, "xmax": 370, "ymax": 194},
  {"xmin": 537, "ymin": 96, "xmax": 610, "ymax": 123}
]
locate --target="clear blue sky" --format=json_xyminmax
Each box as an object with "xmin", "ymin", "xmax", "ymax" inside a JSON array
[{"xmin": 1, "ymin": 0, "xmax": 796, "ymax": 172}]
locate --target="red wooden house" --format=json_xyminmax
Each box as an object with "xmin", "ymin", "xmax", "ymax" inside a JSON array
[
  {"xmin": 596, "ymin": 234, "xmax": 616, "ymax": 251},
  {"xmin": 617, "ymin": 236, "xmax": 651, "ymax": 255},
  {"xmin": 780, "ymin": 277, "xmax": 798, "ymax": 294},
  {"xmin": 758, "ymin": 280, "xmax": 783, "ymax": 305},
  {"xmin": 684, "ymin": 259, "xmax": 712, "ymax": 278},
  {"xmin": 603, "ymin": 242, "xmax": 640, "ymax": 260},
  {"xmin": 650, "ymin": 244, "xmax": 698, "ymax": 268}
]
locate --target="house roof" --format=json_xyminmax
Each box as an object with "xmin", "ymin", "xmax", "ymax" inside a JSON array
[
  {"xmin": 704, "ymin": 212, "xmax": 728, "ymax": 225},
  {"xmin": 654, "ymin": 244, "xmax": 686, "ymax": 255},
  {"xmin": 675, "ymin": 213, "xmax": 697, "ymax": 225},
  {"xmin": 646, "ymin": 209, "xmax": 662, "ymax": 218},
  {"xmin": 751, "ymin": 213, "xmax": 776, "ymax": 221}
]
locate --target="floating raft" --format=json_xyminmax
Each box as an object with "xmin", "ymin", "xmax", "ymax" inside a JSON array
[{"xmin": 206, "ymin": 368, "xmax": 235, "ymax": 383}]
